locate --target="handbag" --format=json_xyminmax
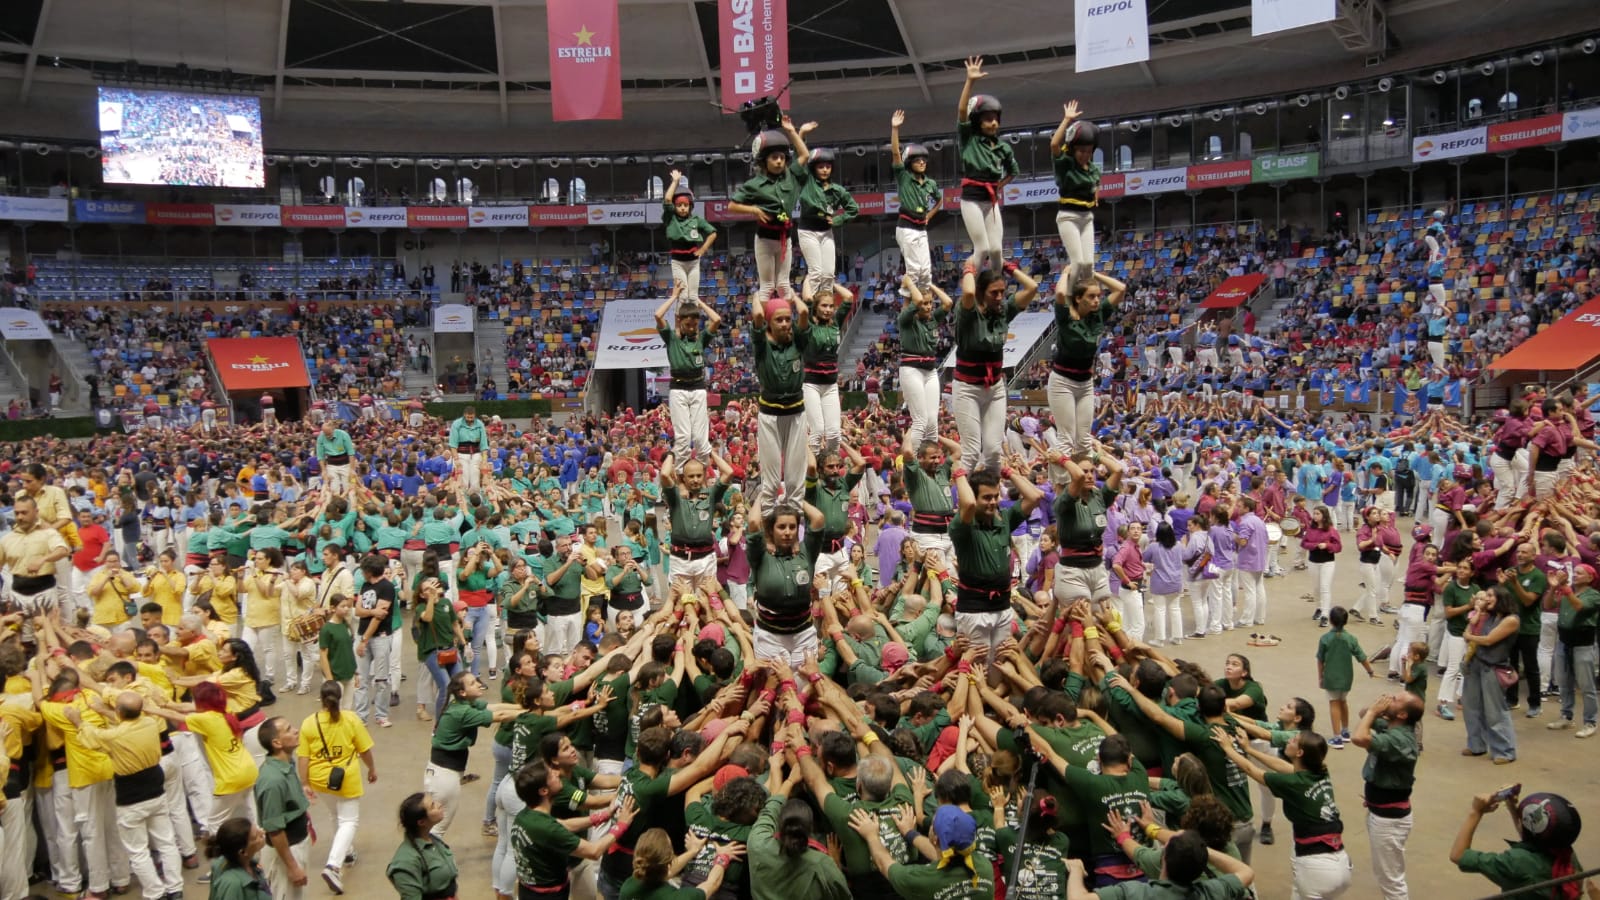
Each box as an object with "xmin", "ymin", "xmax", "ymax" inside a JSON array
[
  {"xmin": 315, "ymin": 715, "xmax": 346, "ymax": 791},
  {"xmin": 1493, "ymin": 665, "xmax": 1519, "ymax": 690},
  {"xmin": 436, "ymin": 647, "xmax": 460, "ymax": 667}
]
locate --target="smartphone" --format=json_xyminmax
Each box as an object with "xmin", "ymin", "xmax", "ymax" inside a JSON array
[{"xmin": 1491, "ymin": 784, "xmax": 1521, "ymax": 804}]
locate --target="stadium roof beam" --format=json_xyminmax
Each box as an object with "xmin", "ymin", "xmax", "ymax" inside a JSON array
[
  {"xmin": 274, "ymin": 0, "xmax": 292, "ymax": 115},
  {"xmin": 1329, "ymin": 0, "xmax": 1388, "ymax": 57},
  {"xmin": 683, "ymin": 1, "xmax": 720, "ymax": 108},
  {"xmin": 490, "ymin": 0, "xmax": 508, "ymax": 125},
  {"xmin": 882, "ymin": 0, "xmax": 932, "ymax": 105},
  {"xmin": 16, "ymin": 0, "xmax": 54, "ymax": 103}
]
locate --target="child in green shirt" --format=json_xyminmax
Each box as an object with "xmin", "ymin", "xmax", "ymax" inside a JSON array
[{"xmin": 1316, "ymin": 606, "xmax": 1374, "ymax": 748}]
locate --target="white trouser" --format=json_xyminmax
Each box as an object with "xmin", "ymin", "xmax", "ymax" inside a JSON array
[
  {"xmin": 1533, "ymin": 468, "xmax": 1560, "ymax": 500},
  {"xmin": 756, "ymin": 411, "xmax": 808, "ymax": 511},
  {"xmin": 1439, "ymin": 633, "xmax": 1467, "ymax": 704},
  {"xmin": 1538, "ymin": 610, "xmax": 1559, "ymax": 689},
  {"xmin": 910, "ymin": 532, "xmax": 955, "ymax": 562},
  {"xmin": 803, "ymin": 382, "xmax": 842, "ymax": 453},
  {"xmin": 1311, "ymin": 561, "xmax": 1336, "ymax": 617},
  {"xmin": 669, "ymin": 389, "xmax": 710, "ymax": 461},
  {"xmin": 261, "ymin": 832, "xmax": 309, "ymax": 900},
  {"xmin": 1489, "ymin": 453, "xmax": 1524, "ymax": 510},
  {"xmin": 1055, "ymin": 208, "xmax": 1096, "ymax": 285},
  {"xmin": 69, "ymin": 565, "xmax": 99, "ymax": 620},
  {"xmin": 460, "ymin": 453, "xmax": 483, "ymax": 492},
  {"xmin": 956, "ymin": 610, "xmax": 1015, "ymax": 663},
  {"xmin": 201, "ymin": 408, "xmax": 217, "ymax": 431},
  {"xmin": 1335, "ymin": 500, "xmax": 1356, "ymax": 532},
  {"xmin": 171, "ymin": 732, "xmax": 215, "ymax": 834},
  {"xmin": 1115, "ymin": 588, "xmax": 1146, "ymax": 643},
  {"xmin": 1047, "ymin": 372, "xmax": 1095, "ymax": 468},
  {"xmin": 671, "ymin": 257, "xmax": 702, "ymax": 301},
  {"xmin": 77, "ymin": 779, "xmax": 129, "ymax": 892},
  {"xmin": 959, "ymin": 199, "xmax": 1004, "ymax": 272},
  {"xmin": 242, "ymin": 622, "xmax": 285, "ymax": 684},
  {"xmin": 728, "ymin": 581, "xmax": 748, "ymax": 611},
  {"xmin": 951, "ymin": 379, "xmax": 1006, "ymax": 473},
  {"xmin": 798, "ymin": 228, "xmax": 836, "ymax": 300},
  {"xmin": 813, "ymin": 546, "xmax": 852, "ymax": 599},
  {"xmin": 1148, "ymin": 592, "xmax": 1181, "ymax": 644},
  {"xmin": 208, "ymin": 787, "xmax": 255, "ymax": 836},
  {"xmin": 288, "ymin": 636, "xmax": 321, "ymax": 691},
  {"xmin": 388, "ymin": 623, "xmax": 404, "ymax": 696},
  {"xmin": 543, "ymin": 611, "xmax": 583, "ymax": 657},
  {"xmin": 116, "ymin": 795, "xmax": 184, "ymax": 900},
  {"xmin": 1144, "ymin": 346, "xmax": 1161, "ymax": 370},
  {"xmin": 1168, "ymin": 346, "xmax": 1184, "ymax": 366},
  {"xmin": 669, "ymin": 553, "xmax": 719, "ymax": 597},
  {"xmin": 0, "ymin": 788, "xmax": 31, "ymax": 900},
  {"xmin": 1368, "ymin": 812, "xmax": 1411, "ymax": 900},
  {"xmin": 423, "ymin": 765, "xmax": 464, "ymax": 838},
  {"xmin": 896, "ymin": 227, "xmax": 932, "ymax": 293},
  {"xmin": 1290, "ymin": 849, "xmax": 1352, "ymax": 900},
  {"xmin": 1427, "ymin": 337, "xmax": 1445, "ymax": 368},
  {"xmin": 899, "ymin": 366, "xmax": 941, "ymax": 449},
  {"xmin": 324, "ymin": 464, "xmax": 352, "ymax": 495},
  {"xmin": 491, "ymin": 772, "xmax": 520, "ymax": 896},
  {"xmin": 1236, "ymin": 569, "xmax": 1266, "ymax": 626},
  {"xmin": 753, "ymin": 235, "xmax": 793, "ymax": 305},
  {"xmin": 324, "ymin": 795, "xmax": 361, "ymax": 871},
  {"xmin": 43, "ymin": 778, "xmax": 70, "ymax": 888},
  {"xmin": 751, "ymin": 624, "xmax": 819, "ymax": 668},
  {"xmin": 1206, "ymin": 571, "xmax": 1234, "ymax": 633},
  {"xmin": 401, "ymin": 549, "xmax": 426, "ymax": 603},
  {"xmin": 159, "ymin": 752, "xmax": 197, "ymax": 857}
]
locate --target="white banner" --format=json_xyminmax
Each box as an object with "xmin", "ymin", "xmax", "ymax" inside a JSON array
[
  {"xmin": 1124, "ymin": 167, "xmax": 1187, "ymax": 196},
  {"xmin": 1564, "ymin": 108, "xmax": 1600, "ymax": 143},
  {"xmin": 213, "ymin": 204, "xmax": 281, "ymax": 227},
  {"xmin": 1002, "ymin": 179, "xmax": 1059, "ymax": 205},
  {"xmin": 586, "ymin": 203, "xmax": 652, "ymax": 226},
  {"xmin": 432, "ymin": 304, "xmax": 477, "ymax": 334},
  {"xmin": 943, "ymin": 312, "xmax": 1055, "ymax": 370},
  {"xmin": 469, "ymin": 206, "xmax": 531, "ymax": 228},
  {"xmin": 1075, "ymin": 0, "xmax": 1150, "ymax": 73},
  {"xmin": 344, "ymin": 206, "xmax": 407, "ymax": 228},
  {"xmin": 1411, "ymin": 126, "xmax": 1486, "ymax": 163},
  {"xmin": 0, "ymin": 196, "xmax": 69, "ymax": 222},
  {"xmin": 0, "ymin": 308, "xmax": 51, "ymax": 340},
  {"xmin": 593, "ymin": 299, "xmax": 668, "ymax": 370},
  {"xmin": 1252, "ymin": 0, "xmax": 1335, "ymax": 35}
]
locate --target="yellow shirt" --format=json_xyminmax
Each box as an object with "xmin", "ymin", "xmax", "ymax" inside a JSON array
[
  {"xmin": 243, "ymin": 570, "xmax": 282, "ymax": 628},
  {"xmin": 74, "ymin": 714, "xmax": 162, "ymax": 777},
  {"xmin": 296, "ymin": 709, "xmax": 374, "ymax": 799},
  {"xmin": 185, "ymin": 710, "xmax": 258, "ymax": 795},
  {"xmin": 198, "ymin": 574, "xmax": 240, "ymax": 624},
  {"xmin": 39, "ymin": 693, "xmax": 114, "ymax": 788},
  {"xmin": 205, "ymin": 620, "xmax": 232, "ymax": 645},
  {"xmin": 132, "ymin": 664, "xmax": 178, "ymax": 704},
  {"xmin": 280, "ymin": 577, "xmax": 317, "ymax": 625},
  {"xmin": 31, "ymin": 485, "xmax": 71, "ymax": 528},
  {"xmin": 579, "ymin": 543, "xmax": 606, "ymax": 597},
  {"xmin": 215, "ymin": 667, "xmax": 260, "ymax": 715},
  {"xmin": 172, "ymin": 636, "xmax": 222, "ymax": 678},
  {"xmin": 145, "ymin": 569, "xmax": 186, "ymax": 626},
  {"xmin": 0, "ymin": 524, "xmax": 68, "ymax": 580},
  {"xmin": 0, "ymin": 695, "xmax": 42, "ymax": 761},
  {"xmin": 90, "ymin": 569, "xmax": 141, "ymax": 627}
]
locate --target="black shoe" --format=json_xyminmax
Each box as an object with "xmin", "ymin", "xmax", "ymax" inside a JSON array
[
  {"xmin": 258, "ymin": 682, "xmax": 277, "ymax": 707},
  {"xmin": 389, "ymin": 691, "xmax": 400, "ymax": 708},
  {"xmin": 1259, "ymin": 822, "xmax": 1275, "ymax": 845}
]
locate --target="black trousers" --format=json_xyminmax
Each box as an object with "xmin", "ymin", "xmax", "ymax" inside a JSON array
[{"xmin": 1504, "ymin": 632, "xmax": 1542, "ymax": 708}]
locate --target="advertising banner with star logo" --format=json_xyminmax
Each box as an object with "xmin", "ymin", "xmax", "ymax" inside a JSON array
[
  {"xmin": 548, "ymin": 0, "xmax": 622, "ymax": 121},
  {"xmin": 206, "ymin": 337, "xmax": 311, "ymax": 391}
]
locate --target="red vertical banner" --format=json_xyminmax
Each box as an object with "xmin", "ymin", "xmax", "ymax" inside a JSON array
[
  {"xmin": 718, "ymin": 0, "xmax": 789, "ymax": 112},
  {"xmin": 547, "ymin": 0, "xmax": 622, "ymax": 121}
]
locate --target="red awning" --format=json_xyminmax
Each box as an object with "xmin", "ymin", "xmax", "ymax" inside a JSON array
[
  {"xmin": 207, "ymin": 338, "xmax": 311, "ymax": 391},
  {"xmin": 1198, "ymin": 273, "xmax": 1267, "ymax": 309},
  {"xmin": 1490, "ymin": 296, "xmax": 1600, "ymax": 373}
]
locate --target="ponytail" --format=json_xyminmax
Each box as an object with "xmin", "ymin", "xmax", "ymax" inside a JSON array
[{"xmin": 320, "ymin": 681, "xmax": 342, "ymax": 723}]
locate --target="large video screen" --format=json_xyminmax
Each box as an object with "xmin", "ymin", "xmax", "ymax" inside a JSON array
[{"xmin": 98, "ymin": 87, "xmax": 264, "ymax": 189}]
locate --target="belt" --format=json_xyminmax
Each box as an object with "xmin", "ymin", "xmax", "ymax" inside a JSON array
[
  {"xmin": 961, "ymin": 177, "xmax": 1000, "ymax": 204},
  {"xmin": 671, "ymin": 378, "xmax": 707, "ymax": 390},
  {"xmin": 954, "ymin": 356, "xmax": 1004, "ymax": 387},
  {"xmin": 820, "ymin": 534, "xmax": 848, "ymax": 553},
  {"xmin": 901, "ymin": 354, "xmax": 938, "ymax": 370},
  {"xmin": 1059, "ymin": 196, "xmax": 1096, "ymax": 208},
  {"xmin": 757, "ymin": 396, "xmax": 804, "ymax": 415},
  {"xmin": 669, "ymin": 247, "xmax": 700, "ymax": 259},
  {"xmin": 379, "ymin": 548, "xmax": 401, "ymax": 559},
  {"xmin": 325, "ymin": 454, "xmax": 350, "ymax": 466},
  {"xmin": 1293, "ymin": 832, "xmax": 1345, "ymax": 856},
  {"xmin": 896, "ymin": 214, "xmax": 930, "ymax": 230},
  {"xmin": 672, "ymin": 543, "xmax": 716, "ymax": 560},
  {"xmin": 456, "ymin": 444, "xmax": 482, "ymax": 453},
  {"xmin": 1052, "ymin": 363, "xmax": 1093, "ymax": 379}
]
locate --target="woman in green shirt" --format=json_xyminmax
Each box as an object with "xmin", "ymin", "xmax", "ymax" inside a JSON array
[
  {"xmin": 205, "ymin": 818, "xmax": 271, "ymax": 900},
  {"xmin": 995, "ymin": 795, "xmax": 1072, "ymax": 900},
  {"xmin": 1213, "ymin": 729, "xmax": 1350, "ymax": 898},
  {"xmin": 425, "ymin": 673, "xmax": 520, "ymax": 839},
  {"xmin": 416, "ymin": 576, "xmax": 465, "ymax": 724},
  {"xmin": 618, "ymin": 827, "xmax": 740, "ymax": 900},
  {"xmin": 387, "ymin": 793, "xmax": 460, "ymax": 900}
]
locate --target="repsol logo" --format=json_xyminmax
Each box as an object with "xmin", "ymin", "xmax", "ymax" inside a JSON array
[
  {"xmin": 240, "ymin": 210, "xmax": 277, "ymax": 221},
  {"xmin": 1439, "ymin": 136, "xmax": 1483, "ymax": 151},
  {"xmin": 1146, "ymin": 174, "xmax": 1185, "ymax": 187},
  {"xmin": 1086, "ymin": 0, "xmax": 1133, "ymax": 13}
]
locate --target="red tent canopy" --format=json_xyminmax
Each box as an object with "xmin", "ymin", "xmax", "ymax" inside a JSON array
[
  {"xmin": 1198, "ymin": 273, "xmax": 1267, "ymax": 309},
  {"xmin": 1490, "ymin": 296, "xmax": 1600, "ymax": 374}
]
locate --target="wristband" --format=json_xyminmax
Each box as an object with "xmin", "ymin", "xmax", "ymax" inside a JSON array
[
  {"xmin": 945, "ymin": 644, "xmax": 960, "ymax": 662},
  {"xmin": 709, "ymin": 597, "xmax": 724, "ymax": 610},
  {"xmin": 850, "ymin": 579, "xmax": 864, "ymax": 590},
  {"xmin": 1115, "ymin": 831, "xmax": 1132, "ymax": 846},
  {"xmin": 1071, "ymin": 621, "xmax": 1085, "ymax": 639},
  {"xmin": 589, "ymin": 811, "xmax": 609, "ymax": 828},
  {"xmin": 786, "ymin": 709, "xmax": 806, "ymax": 725},
  {"xmin": 903, "ymin": 829, "xmax": 921, "ymax": 843},
  {"xmin": 1083, "ymin": 626, "xmax": 1100, "ymax": 641},
  {"xmin": 957, "ymin": 660, "xmax": 972, "ymax": 674},
  {"xmin": 1001, "ymin": 467, "xmax": 1013, "ymax": 480},
  {"xmin": 780, "ymin": 679, "xmax": 797, "ymax": 695},
  {"xmin": 714, "ymin": 854, "xmax": 732, "ymax": 869},
  {"xmin": 1145, "ymin": 823, "xmax": 1163, "ymax": 840},
  {"xmin": 1105, "ymin": 619, "xmax": 1122, "ymax": 634},
  {"xmin": 760, "ymin": 689, "xmax": 777, "ymax": 705},
  {"xmin": 796, "ymin": 745, "xmax": 813, "ymax": 758},
  {"xmin": 770, "ymin": 741, "xmax": 787, "ymax": 755},
  {"xmin": 1051, "ymin": 618, "xmax": 1067, "ymax": 635},
  {"xmin": 861, "ymin": 731, "xmax": 878, "ymax": 746},
  {"xmin": 609, "ymin": 821, "xmax": 628, "ymax": 838},
  {"xmin": 675, "ymin": 643, "xmax": 685, "ymax": 653},
  {"xmin": 951, "ymin": 468, "xmax": 968, "ymax": 480},
  {"xmin": 830, "ymin": 630, "xmax": 845, "ymax": 643},
  {"xmin": 1107, "ymin": 643, "xmax": 1125, "ymax": 663},
  {"xmin": 1003, "ymin": 260, "xmax": 1020, "ymax": 274},
  {"xmin": 806, "ymin": 671, "xmax": 823, "ymax": 685}
]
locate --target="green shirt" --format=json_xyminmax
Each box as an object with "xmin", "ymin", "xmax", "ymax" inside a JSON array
[
  {"xmin": 448, "ymin": 418, "xmax": 488, "ymax": 451},
  {"xmin": 994, "ymin": 829, "xmax": 1070, "ymax": 900},
  {"xmin": 1443, "ymin": 579, "xmax": 1476, "ymax": 637},
  {"xmin": 821, "ymin": 782, "xmax": 915, "ymax": 879},
  {"xmin": 682, "ymin": 794, "xmax": 753, "ymax": 889},
  {"xmin": 602, "ymin": 768, "xmax": 675, "ymax": 882},
  {"xmin": 1181, "ymin": 718, "xmax": 1253, "ymax": 821},
  {"xmin": 664, "ymin": 483, "xmax": 727, "ymax": 549},
  {"xmin": 886, "ymin": 855, "xmax": 996, "ymax": 900},
  {"xmin": 661, "ymin": 328, "xmax": 709, "ymax": 384},
  {"xmin": 897, "ymin": 304, "xmax": 948, "ymax": 358},
  {"xmin": 315, "ymin": 429, "xmax": 357, "ymax": 461},
  {"xmin": 1053, "ymin": 153, "xmax": 1101, "ymax": 206},
  {"xmin": 949, "ymin": 506, "xmax": 1027, "ymax": 592},
  {"xmin": 797, "ymin": 301, "xmax": 850, "ymax": 368},
  {"xmin": 619, "ymin": 880, "xmax": 703, "ymax": 900},
  {"xmin": 663, "ymin": 206, "xmax": 716, "ymax": 252},
  {"xmin": 431, "ymin": 699, "xmax": 493, "ymax": 754},
  {"xmin": 731, "ymin": 165, "xmax": 809, "ymax": 218},
  {"xmin": 806, "ymin": 475, "xmax": 862, "ymax": 536},
  {"xmin": 1096, "ymin": 874, "xmax": 1251, "ymax": 900},
  {"xmin": 1061, "ymin": 760, "xmax": 1151, "ymax": 858},
  {"xmin": 1055, "ymin": 485, "xmax": 1116, "ymax": 563},
  {"xmin": 386, "ymin": 836, "xmax": 459, "ymax": 900},
  {"xmin": 317, "ymin": 620, "xmax": 357, "ymax": 681},
  {"xmin": 957, "ymin": 119, "xmax": 1019, "ymax": 181},
  {"xmin": 752, "ymin": 329, "xmax": 804, "ymax": 409},
  {"xmin": 1360, "ymin": 719, "xmax": 1418, "ymax": 793},
  {"xmin": 207, "ymin": 862, "xmax": 272, "ymax": 900},
  {"xmin": 1263, "ymin": 769, "xmax": 1341, "ymax": 832},
  {"xmin": 903, "ymin": 461, "xmax": 954, "ymax": 518},
  {"xmin": 512, "ymin": 807, "xmax": 580, "ymax": 887},
  {"xmin": 748, "ymin": 533, "xmax": 813, "ymax": 632},
  {"xmin": 747, "ymin": 794, "xmax": 852, "ymax": 900},
  {"xmin": 416, "ymin": 596, "xmax": 457, "ymax": 660},
  {"xmin": 1558, "ymin": 585, "xmax": 1600, "ymax": 635},
  {"xmin": 253, "ymin": 757, "xmax": 309, "ymax": 842},
  {"xmin": 1317, "ymin": 629, "xmax": 1367, "ymax": 692},
  {"xmin": 1054, "ymin": 302, "xmax": 1109, "ymax": 373},
  {"xmin": 892, "ymin": 163, "xmax": 940, "ymax": 222},
  {"xmin": 509, "ymin": 711, "xmax": 558, "ymax": 769},
  {"xmin": 1215, "ymin": 678, "xmax": 1268, "ymax": 723},
  {"xmin": 1457, "ymin": 841, "xmax": 1577, "ymax": 893},
  {"xmin": 954, "ymin": 297, "xmax": 1023, "ymax": 363},
  {"xmin": 797, "ymin": 179, "xmax": 858, "ymax": 228}
]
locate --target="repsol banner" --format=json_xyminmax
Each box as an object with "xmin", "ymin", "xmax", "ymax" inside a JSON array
[{"xmin": 593, "ymin": 299, "xmax": 667, "ymax": 369}]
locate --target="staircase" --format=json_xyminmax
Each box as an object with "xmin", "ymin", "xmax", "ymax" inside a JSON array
[
  {"xmin": 837, "ymin": 310, "xmax": 891, "ymax": 386},
  {"xmin": 0, "ymin": 367, "xmax": 27, "ymax": 411},
  {"xmin": 400, "ymin": 326, "xmax": 438, "ymax": 397},
  {"xmin": 47, "ymin": 335, "xmax": 95, "ymax": 415},
  {"xmin": 476, "ymin": 317, "xmax": 508, "ymax": 397}
]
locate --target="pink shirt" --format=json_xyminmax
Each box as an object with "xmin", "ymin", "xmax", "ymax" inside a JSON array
[{"xmin": 1113, "ymin": 542, "xmax": 1145, "ymax": 583}]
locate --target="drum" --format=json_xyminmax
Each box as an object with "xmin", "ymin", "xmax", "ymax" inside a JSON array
[
  {"xmin": 1279, "ymin": 517, "xmax": 1303, "ymax": 537},
  {"xmin": 285, "ymin": 609, "xmax": 326, "ymax": 643},
  {"xmin": 1265, "ymin": 523, "xmax": 1283, "ymax": 544}
]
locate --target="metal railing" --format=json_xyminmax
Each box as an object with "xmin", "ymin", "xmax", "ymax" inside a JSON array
[
  {"xmin": 0, "ymin": 343, "xmax": 30, "ymax": 403},
  {"xmin": 1478, "ymin": 865, "xmax": 1600, "ymax": 898}
]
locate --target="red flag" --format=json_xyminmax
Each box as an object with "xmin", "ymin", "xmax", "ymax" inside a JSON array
[
  {"xmin": 547, "ymin": 0, "xmax": 622, "ymax": 121},
  {"xmin": 718, "ymin": 0, "xmax": 789, "ymax": 112}
]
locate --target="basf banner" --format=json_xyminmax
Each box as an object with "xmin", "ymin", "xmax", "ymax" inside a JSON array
[
  {"xmin": 719, "ymin": 0, "xmax": 789, "ymax": 112},
  {"xmin": 1252, "ymin": 151, "xmax": 1320, "ymax": 181},
  {"xmin": 433, "ymin": 304, "xmax": 476, "ymax": 334},
  {"xmin": 1411, "ymin": 126, "xmax": 1486, "ymax": 163},
  {"xmin": 0, "ymin": 197, "xmax": 68, "ymax": 222},
  {"xmin": 468, "ymin": 206, "xmax": 530, "ymax": 229},
  {"xmin": 1487, "ymin": 114, "xmax": 1563, "ymax": 152},
  {"xmin": 74, "ymin": 200, "xmax": 145, "ymax": 224},
  {"xmin": 213, "ymin": 204, "xmax": 281, "ymax": 228},
  {"xmin": 1252, "ymin": 0, "xmax": 1335, "ymax": 35},
  {"xmin": 1075, "ymin": 0, "xmax": 1149, "ymax": 73},
  {"xmin": 1564, "ymin": 108, "xmax": 1600, "ymax": 143},
  {"xmin": 943, "ymin": 312, "xmax": 1055, "ymax": 370},
  {"xmin": 593, "ymin": 299, "xmax": 668, "ymax": 370},
  {"xmin": 1124, "ymin": 167, "xmax": 1187, "ymax": 196}
]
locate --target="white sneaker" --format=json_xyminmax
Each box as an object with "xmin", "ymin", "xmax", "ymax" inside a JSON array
[
  {"xmin": 1577, "ymin": 724, "xmax": 1597, "ymax": 739},
  {"xmin": 1549, "ymin": 719, "xmax": 1574, "ymax": 731}
]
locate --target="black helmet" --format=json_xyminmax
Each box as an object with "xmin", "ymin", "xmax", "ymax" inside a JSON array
[
  {"xmin": 670, "ymin": 177, "xmax": 694, "ymax": 203},
  {"xmin": 808, "ymin": 147, "xmax": 837, "ymax": 168},
  {"xmin": 753, "ymin": 129, "xmax": 791, "ymax": 159},
  {"xmin": 902, "ymin": 143, "xmax": 929, "ymax": 163},
  {"xmin": 1065, "ymin": 120, "xmax": 1099, "ymax": 147},
  {"xmin": 966, "ymin": 94, "xmax": 1002, "ymax": 122}
]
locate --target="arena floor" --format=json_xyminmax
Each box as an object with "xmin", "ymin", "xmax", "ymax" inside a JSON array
[{"xmin": 139, "ymin": 544, "xmax": 1600, "ymax": 900}]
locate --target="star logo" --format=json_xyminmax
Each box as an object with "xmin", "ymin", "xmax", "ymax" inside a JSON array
[
  {"xmin": 574, "ymin": 25, "xmax": 595, "ymax": 45},
  {"xmin": 248, "ymin": 355, "xmax": 269, "ymax": 364}
]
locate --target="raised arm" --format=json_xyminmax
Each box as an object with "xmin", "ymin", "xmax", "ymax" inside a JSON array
[
  {"xmin": 1049, "ymin": 100, "xmax": 1081, "ymax": 157},
  {"xmin": 1096, "ymin": 272, "xmax": 1127, "ymax": 309},
  {"xmin": 889, "ymin": 110, "xmax": 905, "ymax": 167},
  {"xmin": 956, "ymin": 56, "xmax": 985, "ymax": 125}
]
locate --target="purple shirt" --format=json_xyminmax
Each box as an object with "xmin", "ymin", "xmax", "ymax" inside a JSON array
[
  {"xmin": 874, "ymin": 525, "xmax": 908, "ymax": 588},
  {"xmin": 1142, "ymin": 542, "xmax": 1186, "ymax": 596},
  {"xmin": 1234, "ymin": 513, "xmax": 1268, "ymax": 573},
  {"xmin": 1208, "ymin": 523, "xmax": 1238, "ymax": 570}
]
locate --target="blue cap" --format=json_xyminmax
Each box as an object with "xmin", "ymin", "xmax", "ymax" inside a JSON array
[{"xmin": 931, "ymin": 805, "xmax": 976, "ymax": 850}]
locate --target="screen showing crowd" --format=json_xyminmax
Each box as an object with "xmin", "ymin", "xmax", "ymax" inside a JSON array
[{"xmin": 98, "ymin": 86, "xmax": 265, "ymax": 189}]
